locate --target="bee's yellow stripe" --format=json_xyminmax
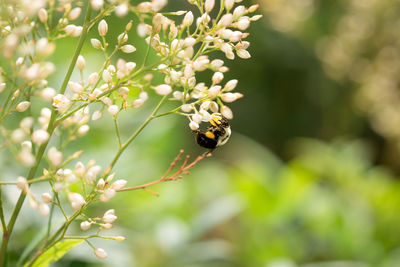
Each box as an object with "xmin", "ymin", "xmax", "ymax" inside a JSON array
[{"xmin": 205, "ymin": 131, "xmax": 215, "ymax": 139}]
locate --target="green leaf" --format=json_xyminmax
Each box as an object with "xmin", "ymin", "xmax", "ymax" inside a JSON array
[{"xmin": 25, "ymin": 239, "xmax": 84, "ymax": 267}]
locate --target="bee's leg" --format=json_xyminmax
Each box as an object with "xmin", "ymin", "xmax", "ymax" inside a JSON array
[{"xmin": 201, "ymin": 148, "xmax": 214, "ymax": 157}]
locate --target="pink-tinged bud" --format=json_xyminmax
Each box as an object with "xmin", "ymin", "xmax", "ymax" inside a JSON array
[
  {"xmin": 20, "ymin": 117, "xmax": 34, "ymax": 132},
  {"xmin": 91, "ymin": 0, "xmax": 104, "ymax": 10},
  {"xmin": 221, "ymin": 105, "xmax": 233, "ymax": 119},
  {"xmin": 218, "ymin": 14, "xmax": 233, "ymax": 27},
  {"xmin": 68, "ymin": 192, "xmax": 86, "ymax": 210},
  {"xmin": 205, "ymin": 0, "xmax": 215, "ymax": 12},
  {"xmin": 38, "ymin": 202, "xmax": 50, "ymax": 216},
  {"xmin": 76, "ymin": 55, "xmax": 85, "ymax": 70},
  {"xmin": 68, "ymin": 7, "xmax": 82, "ymax": 20},
  {"xmin": 248, "ymin": 4, "xmax": 259, "ymax": 13},
  {"xmin": 102, "ymin": 69, "xmax": 112, "ymax": 83},
  {"xmin": 237, "ymin": 18, "xmax": 250, "ymax": 31},
  {"xmin": 111, "ymin": 179, "xmax": 127, "ymax": 190},
  {"xmin": 98, "ymin": 19, "xmax": 108, "ymax": 36},
  {"xmin": 237, "ymin": 49, "xmax": 251, "ymax": 59},
  {"xmin": 87, "ymin": 73, "xmax": 98, "ymax": 86},
  {"xmin": 41, "ymin": 87, "xmax": 56, "ymax": 101},
  {"xmin": 225, "ymin": 0, "xmax": 234, "ymax": 10},
  {"xmin": 68, "ymin": 81, "xmax": 83, "ymax": 94},
  {"xmin": 80, "ymin": 221, "xmax": 91, "ymax": 230},
  {"xmin": 189, "ymin": 121, "xmax": 199, "ymax": 130},
  {"xmin": 16, "ymin": 101, "xmax": 30, "ymax": 112},
  {"xmin": 212, "ymin": 72, "xmax": 224, "ymax": 84},
  {"xmin": 90, "ymin": 38, "xmax": 102, "ymax": 49},
  {"xmin": 192, "ymin": 113, "xmax": 202, "ymax": 124},
  {"xmin": 233, "ymin": 5, "xmax": 246, "ymax": 19},
  {"xmin": 103, "ymin": 214, "xmax": 117, "ymax": 223},
  {"xmin": 121, "ymin": 44, "xmax": 136, "ymax": 53},
  {"xmin": 16, "ymin": 176, "xmax": 28, "ymax": 191},
  {"xmin": 155, "ymin": 84, "xmax": 172, "ymax": 95},
  {"xmin": 102, "ymin": 223, "xmax": 113, "ymax": 229},
  {"xmin": 182, "ymin": 11, "xmax": 194, "ymax": 26},
  {"xmin": 94, "ymin": 248, "xmax": 107, "ymax": 259},
  {"xmin": 92, "ymin": 110, "xmax": 102, "ymax": 121},
  {"xmin": 48, "ymin": 147, "xmax": 62, "ymax": 166},
  {"xmin": 221, "ymin": 92, "xmax": 237, "ymax": 103},
  {"xmin": 208, "ymin": 85, "xmax": 221, "ymax": 97},
  {"xmin": 107, "ymin": 105, "xmax": 119, "ymax": 116},
  {"xmin": 181, "ymin": 104, "xmax": 192, "ymax": 112},
  {"xmin": 224, "ymin": 79, "xmax": 238, "ymax": 91},
  {"xmin": 32, "ymin": 129, "xmax": 50, "ymax": 145},
  {"xmin": 115, "ymin": 3, "xmax": 128, "ymax": 17},
  {"xmin": 137, "ymin": 2, "xmax": 152, "ymax": 13},
  {"xmin": 41, "ymin": 193, "xmax": 52, "ymax": 203},
  {"xmin": 77, "ymin": 124, "xmax": 90, "ymax": 136},
  {"xmin": 38, "ymin": 8, "xmax": 48, "ymax": 23}
]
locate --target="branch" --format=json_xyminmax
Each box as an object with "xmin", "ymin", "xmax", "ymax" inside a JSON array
[{"xmin": 117, "ymin": 150, "xmax": 211, "ymax": 194}]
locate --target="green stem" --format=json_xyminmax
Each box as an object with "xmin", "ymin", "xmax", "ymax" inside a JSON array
[
  {"xmin": 0, "ymin": 186, "xmax": 6, "ymax": 232},
  {"xmin": 0, "ymin": 5, "xmax": 92, "ymax": 266}
]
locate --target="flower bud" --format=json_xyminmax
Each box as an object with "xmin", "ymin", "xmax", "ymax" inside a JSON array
[
  {"xmin": 205, "ymin": 0, "xmax": 215, "ymax": 12},
  {"xmin": 189, "ymin": 121, "xmax": 199, "ymax": 130},
  {"xmin": 221, "ymin": 92, "xmax": 237, "ymax": 103},
  {"xmin": 92, "ymin": 110, "xmax": 102, "ymax": 121},
  {"xmin": 80, "ymin": 221, "xmax": 91, "ymax": 231},
  {"xmin": 76, "ymin": 55, "xmax": 85, "ymax": 70},
  {"xmin": 121, "ymin": 44, "xmax": 136, "ymax": 53},
  {"xmin": 225, "ymin": 0, "xmax": 234, "ymax": 10},
  {"xmin": 221, "ymin": 105, "xmax": 233, "ymax": 119},
  {"xmin": 68, "ymin": 81, "xmax": 83, "ymax": 94},
  {"xmin": 38, "ymin": 202, "xmax": 50, "ymax": 216},
  {"xmin": 77, "ymin": 124, "xmax": 90, "ymax": 136},
  {"xmin": 90, "ymin": 38, "xmax": 102, "ymax": 49},
  {"xmin": 181, "ymin": 104, "xmax": 192, "ymax": 112},
  {"xmin": 32, "ymin": 129, "xmax": 50, "ymax": 145},
  {"xmin": 16, "ymin": 101, "xmax": 30, "ymax": 112},
  {"xmin": 38, "ymin": 8, "xmax": 48, "ymax": 23},
  {"xmin": 48, "ymin": 147, "xmax": 63, "ymax": 166},
  {"xmin": 98, "ymin": 19, "xmax": 108, "ymax": 36},
  {"xmin": 94, "ymin": 248, "xmax": 107, "ymax": 259},
  {"xmin": 41, "ymin": 193, "xmax": 52, "ymax": 203},
  {"xmin": 41, "ymin": 87, "xmax": 56, "ymax": 101},
  {"xmin": 68, "ymin": 7, "xmax": 82, "ymax": 20},
  {"xmin": 107, "ymin": 105, "xmax": 119, "ymax": 116},
  {"xmin": 16, "ymin": 176, "xmax": 28, "ymax": 191},
  {"xmin": 155, "ymin": 84, "xmax": 172, "ymax": 95},
  {"xmin": 115, "ymin": 4, "xmax": 128, "ymax": 17},
  {"xmin": 224, "ymin": 79, "xmax": 238, "ymax": 91},
  {"xmin": 68, "ymin": 192, "xmax": 86, "ymax": 210},
  {"xmin": 182, "ymin": 11, "xmax": 194, "ymax": 26},
  {"xmin": 113, "ymin": 236, "xmax": 127, "ymax": 242},
  {"xmin": 212, "ymin": 72, "xmax": 224, "ymax": 84},
  {"xmin": 237, "ymin": 49, "xmax": 251, "ymax": 59},
  {"xmin": 111, "ymin": 179, "xmax": 127, "ymax": 190},
  {"xmin": 91, "ymin": 0, "xmax": 104, "ymax": 10}
]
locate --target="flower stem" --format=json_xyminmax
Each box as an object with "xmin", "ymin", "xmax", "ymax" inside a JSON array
[{"xmin": 0, "ymin": 5, "xmax": 92, "ymax": 266}]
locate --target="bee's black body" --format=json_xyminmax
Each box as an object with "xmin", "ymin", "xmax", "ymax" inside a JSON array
[{"xmin": 194, "ymin": 116, "xmax": 231, "ymax": 150}]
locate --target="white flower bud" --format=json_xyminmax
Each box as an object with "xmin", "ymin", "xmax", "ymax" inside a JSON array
[
  {"xmin": 103, "ymin": 214, "xmax": 117, "ymax": 223},
  {"xmin": 98, "ymin": 19, "xmax": 108, "ymax": 36},
  {"xmin": 189, "ymin": 121, "xmax": 199, "ymax": 130},
  {"xmin": 218, "ymin": 14, "xmax": 233, "ymax": 27},
  {"xmin": 221, "ymin": 105, "xmax": 233, "ymax": 119},
  {"xmin": 192, "ymin": 113, "xmax": 202, "ymax": 123},
  {"xmin": 21, "ymin": 141, "xmax": 32, "ymax": 152},
  {"xmin": 205, "ymin": 0, "xmax": 215, "ymax": 12},
  {"xmin": 212, "ymin": 72, "xmax": 224, "ymax": 84},
  {"xmin": 38, "ymin": 8, "xmax": 48, "ymax": 23},
  {"xmin": 68, "ymin": 81, "xmax": 83, "ymax": 94},
  {"xmin": 41, "ymin": 193, "xmax": 52, "ymax": 203},
  {"xmin": 118, "ymin": 33, "xmax": 128, "ymax": 43},
  {"xmin": 16, "ymin": 101, "xmax": 30, "ymax": 112},
  {"xmin": 68, "ymin": 192, "xmax": 86, "ymax": 210},
  {"xmin": 68, "ymin": 7, "xmax": 82, "ymax": 20},
  {"xmin": 92, "ymin": 110, "xmax": 102, "ymax": 121},
  {"xmin": 38, "ymin": 203, "xmax": 50, "ymax": 216},
  {"xmin": 107, "ymin": 105, "xmax": 119, "ymax": 116},
  {"xmin": 111, "ymin": 179, "xmax": 127, "ymax": 190},
  {"xmin": 87, "ymin": 73, "xmax": 98, "ymax": 86},
  {"xmin": 0, "ymin": 83, "xmax": 5, "ymax": 93},
  {"xmin": 40, "ymin": 87, "xmax": 56, "ymax": 101},
  {"xmin": 121, "ymin": 44, "xmax": 136, "ymax": 53},
  {"xmin": 20, "ymin": 117, "xmax": 34, "ymax": 132},
  {"xmin": 80, "ymin": 221, "xmax": 91, "ymax": 231},
  {"xmin": 102, "ymin": 70, "xmax": 112, "ymax": 83},
  {"xmin": 224, "ymin": 79, "xmax": 238, "ymax": 91},
  {"xmin": 181, "ymin": 104, "xmax": 192, "ymax": 112},
  {"xmin": 115, "ymin": 4, "xmax": 128, "ymax": 17},
  {"xmin": 32, "ymin": 129, "xmax": 50, "ymax": 145},
  {"xmin": 139, "ymin": 91, "xmax": 148, "ymax": 101},
  {"xmin": 113, "ymin": 236, "xmax": 127, "ymax": 242},
  {"xmin": 77, "ymin": 124, "xmax": 90, "ymax": 136},
  {"xmin": 94, "ymin": 248, "xmax": 107, "ymax": 259},
  {"xmin": 126, "ymin": 62, "xmax": 136, "ymax": 72},
  {"xmin": 225, "ymin": 0, "xmax": 234, "ymax": 10},
  {"xmin": 90, "ymin": 38, "xmax": 102, "ymax": 49},
  {"xmin": 183, "ymin": 11, "xmax": 194, "ymax": 26},
  {"xmin": 48, "ymin": 147, "xmax": 62, "ymax": 166},
  {"xmin": 233, "ymin": 5, "xmax": 246, "ymax": 19},
  {"xmin": 238, "ymin": 18, "xmax": 250, "ymax": 30},
  {"xmin": 91, "ymin": 0, "xmax": 104, "ymax": 10},
  {"xmin": 200, "ymin": 110, "xmax": 212, "ymax": 122},
  {"xmin": 53, "ymin": 94, "xmax": 71, "ymax": 113},
  {"xmin": 210, "ymin": 101, "xmax": 219, "ymax": 113},
  {"xmin": 16, "ymin": 176, "xmax": 28, "ymax": 190},
  {"xmin": 208, "ymin": 85, "xmax": 221, "ymax": 97},
  {"xmin": 76, "ymin": 55, "xmax": 85, "ymax": 70},
  {"xmin": 237, "ymin": 49, "xmax": 251, "ymax": 59},
  {"xmin": 221, "ymin": 92, "xmax": 237, "ymax": 102},
  {"xmin": 155, "ymin": 84, "xmax": 172, "ymax": 95},
  {"xmin": 230, "ymin": 31, "xmax": 243, "ymax": 42}
]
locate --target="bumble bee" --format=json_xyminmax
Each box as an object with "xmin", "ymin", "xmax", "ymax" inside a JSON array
[{"xmin": 193, "ymin": 113, "xmax": 231, "ymax": 151}]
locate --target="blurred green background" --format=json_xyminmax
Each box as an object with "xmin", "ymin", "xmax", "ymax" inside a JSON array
[{"xmin": 9, "ymin": 0, "xmax": 400, "ymax": 266}]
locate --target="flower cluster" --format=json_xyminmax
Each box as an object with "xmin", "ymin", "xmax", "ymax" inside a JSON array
[{"xmin": 0, "ymin": 0, "xmax": 259, "ymax": 264}]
